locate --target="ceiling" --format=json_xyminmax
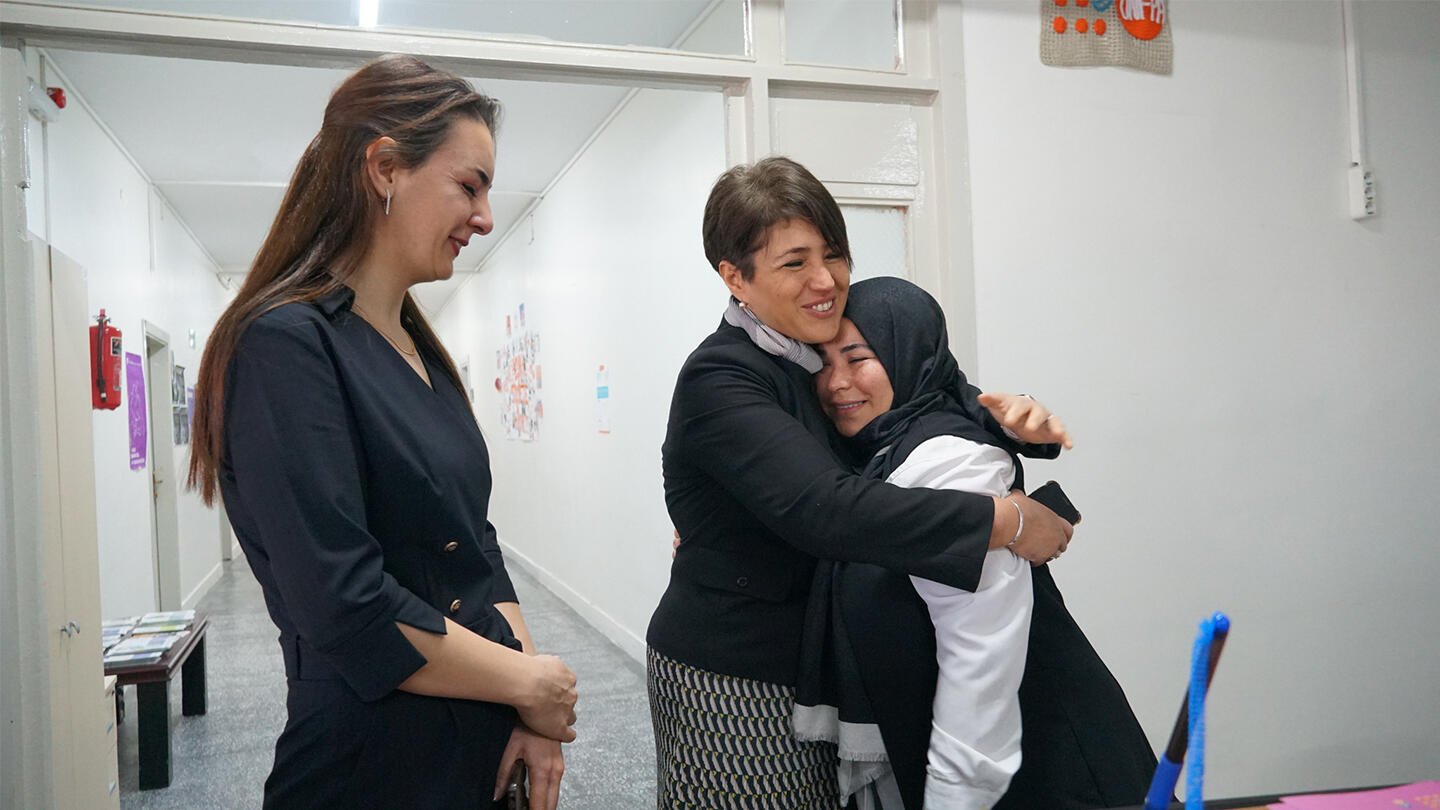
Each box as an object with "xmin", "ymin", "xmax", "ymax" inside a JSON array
[
  {"xmin": 65, "ymin": 0, "xmax": 740, "ymax": 51},
  {"xmin": 44, "ymin": 0, "xmax": 726, "ymax": 314}
]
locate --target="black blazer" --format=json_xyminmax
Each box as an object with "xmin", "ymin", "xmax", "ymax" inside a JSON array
[
  {"xmin": 220, "ymin": 287, "xmax": 520, "ymax": 807},
  {"xmin": 647, "ymin": 323, "xmax": 997, "ymax": 685}
]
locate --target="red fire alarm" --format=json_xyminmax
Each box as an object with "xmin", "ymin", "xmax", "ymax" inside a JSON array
[{"xmin": 46, "ymin": 87, "xmax": 66, "ymax": 109}]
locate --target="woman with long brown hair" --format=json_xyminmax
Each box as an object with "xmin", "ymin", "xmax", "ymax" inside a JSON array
[{"xmin": 188, "ymin": 54, "xmax": 575, "ymax": 809}]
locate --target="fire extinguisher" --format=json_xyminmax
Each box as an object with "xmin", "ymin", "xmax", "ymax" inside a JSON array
[{"xmin": 90, "ymin": 309, "xmax": 122, "ymax": 410}]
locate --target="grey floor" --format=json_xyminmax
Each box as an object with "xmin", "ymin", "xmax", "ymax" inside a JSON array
[{"xmin": 117, "ymin": 558, "xmax": 656, "ymax": 808}]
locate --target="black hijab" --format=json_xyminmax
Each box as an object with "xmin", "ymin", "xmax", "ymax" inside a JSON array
[{"xmin": 839, "ymin": 277, "xmax": 1010, "ymax": 481}]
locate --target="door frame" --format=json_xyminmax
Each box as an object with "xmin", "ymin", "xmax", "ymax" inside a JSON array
[{"xmin": 142, "ymin": 321, "xmax": 182, "ymax": 611}]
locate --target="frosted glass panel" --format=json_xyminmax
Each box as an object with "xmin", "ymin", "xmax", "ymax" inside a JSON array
[
  {"xmin": 843, "ymin": 205, "xmax": 908, "ymax": 283},
  {"xmin": 785, "ymin": 0, "xmax": 900, "ymax": 71},
  {"xmin": 65, "ymin": 0, "xmax": 747, "ymax": 55}
]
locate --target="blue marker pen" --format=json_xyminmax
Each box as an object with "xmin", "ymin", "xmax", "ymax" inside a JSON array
[{"xmin": 1143, "ymin": 613, "xmax": 1230, "ymax": 810}]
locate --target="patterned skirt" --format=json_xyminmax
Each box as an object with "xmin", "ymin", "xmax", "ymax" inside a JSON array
[{"xmin": 648, "ymin": 648, "xmax": 843, "ymax": 809}]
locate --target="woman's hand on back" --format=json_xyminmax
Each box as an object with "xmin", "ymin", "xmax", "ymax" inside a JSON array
[
  {"xmin": 978, "ymin": 392, "xmax": 1074, "ymax": 450},
  {"xmin": 992, "ymin": 492, "xmax": 1074, "ymax": 565},
  {"xmin": 515, "ymin": 655, "xmax": 578, "ymax": 742}
]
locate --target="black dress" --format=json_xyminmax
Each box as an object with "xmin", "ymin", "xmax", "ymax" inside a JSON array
[
  {"xmin": 220, "ymin": 287, "xmax": 520, "ymax": 808},
  {"xmin": 995, "ymin": 563, "xmax": 1158, "ymax": 810},
  {"xmin": 835, "ymin": 557, "xmax": 1158, "ymax": 810},
  {"xmin": 840, "ymin": 420, "xmax": 1156, "ymax": 810}
]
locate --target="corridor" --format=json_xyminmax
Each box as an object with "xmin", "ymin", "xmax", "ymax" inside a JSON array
[{"xmin": 116, "ymin": 559, "xmax": 655, "ymax": 809}]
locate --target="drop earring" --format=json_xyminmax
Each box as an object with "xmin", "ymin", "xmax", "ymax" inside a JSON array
[{"xmin": 384, "ymin": 189, "xmax": 392, "ymax": 216}]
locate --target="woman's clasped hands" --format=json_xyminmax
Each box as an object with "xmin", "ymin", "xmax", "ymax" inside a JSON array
[
  {"xmin": 516, "ymin": 653, "xmax": 578, "ymax": 742},
  {"xmin": 496, "ymin": 654, "xmax": 576, "ymax": 810}
]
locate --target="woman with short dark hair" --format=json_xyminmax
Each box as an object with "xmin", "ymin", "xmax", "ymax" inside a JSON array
[
  {"xmin": 646, "ymin": 157, "xmax": 1075, "ymax": 807},
  {"xmin": 188, "ymin": 55, "xmax": 575, "ymax": 809}
]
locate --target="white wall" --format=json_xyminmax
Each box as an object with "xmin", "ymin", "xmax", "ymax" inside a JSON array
[
  {"xmin": 39, "ymin": 55, "xmax": 232, "ymax": 620},
  {"xmin": 953, "ymin": 0, "xmax": 1440, "ymax": 796},
  {"xmin": 432, "ymin": 86, "xmax": 727, "ymax": 659}
]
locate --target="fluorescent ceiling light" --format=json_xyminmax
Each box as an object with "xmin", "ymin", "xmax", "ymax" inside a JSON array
[{"xmin": 359, "ymin": 0, "xmax": 379, "ymax": 28}]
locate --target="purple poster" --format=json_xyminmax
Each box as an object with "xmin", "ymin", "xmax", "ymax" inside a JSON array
[{"xmin": 126, "ymin": 352, "xmax": 147, "ymax": 470}]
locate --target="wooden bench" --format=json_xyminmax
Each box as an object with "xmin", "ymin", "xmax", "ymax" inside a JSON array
[{"xmin": 106, "ymin": 612, "xmax": 209, "ymax": 790}]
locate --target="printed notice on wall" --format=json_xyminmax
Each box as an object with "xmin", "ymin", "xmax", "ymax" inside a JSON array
[
  {"xmin": 596, "ymin": 364, "xmax": 612, "ymax": 434},
  {"xmin": 126, "ymin": 352, "xmax": 147, "ymax": 470}
]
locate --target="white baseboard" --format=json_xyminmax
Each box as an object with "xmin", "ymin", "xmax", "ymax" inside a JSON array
[
  {"xmin": 498, "ymin": 541, "xmax": 646, "ymax": 664},
  {"xmin": 181, "ymin": 561, "xmax": 223, "ymax": 610}
]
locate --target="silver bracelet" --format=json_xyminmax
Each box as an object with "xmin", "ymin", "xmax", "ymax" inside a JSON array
[{"xmin": 1005, "ymin": 498, "xmax": 1024, "ymax": 548}]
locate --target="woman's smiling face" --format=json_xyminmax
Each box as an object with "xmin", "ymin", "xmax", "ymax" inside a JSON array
[
  {"xmin": 720, "ymin": 218, "xmax": 850, "ymax": 344},
  {"xmin": 815, "ymin": 317, "xmax": 894, "ymax": 437},
  {"xmin": 381, "ymin": 117, "xmax": 496, "ymax": 284}
]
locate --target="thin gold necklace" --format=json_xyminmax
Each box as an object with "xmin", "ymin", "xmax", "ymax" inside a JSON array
[{"xmin": 351, "ymin": 302, "xmax": 418, "ymax": 357}]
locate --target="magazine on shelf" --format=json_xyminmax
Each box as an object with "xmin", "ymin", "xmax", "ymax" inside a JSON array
[
  {"xmin": 108, "ymin": 630, "xmax": 189, "ymax": 657},
  {"xmin": 101, "ymin": 616, "xmax": 140, "ymax": 653},
  {"xmin": 131, "ymin": 621, "xmax": 190, "ymax": 635},
  {"xmin": 103, "ymin": 650, "xmax": 165, "ymax": 668},
  {"xmin": 101, "ymin": 630, "xmax": 129, "ymax": 653},
  {"xmin": 135, "ymin": 609, "xmax": 195, "ymax": 628}
]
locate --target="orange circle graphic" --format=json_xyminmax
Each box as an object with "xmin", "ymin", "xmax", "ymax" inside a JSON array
[{"xmin": 1120, "ymin": 0, "xmax": 1165, "ymax": 40}]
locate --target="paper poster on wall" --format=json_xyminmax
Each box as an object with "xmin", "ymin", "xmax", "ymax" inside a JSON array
[
  {"xmin": 171, "ymin": 365, "xmax": 190, "ymax": 445},
  {"xmin": 126, "ymin": 352, "xmax": 147, "ymax": 470},
  {"xmin": 496, "ymin": 304, "xmax": 542, "ymax": 441},
  {"xmin": 186, "ymin": 387, "xmax": 196, "ymax": 431},
  {"xmin": 459, "ymin": 363, "xmax": 475, "ymax": 403},
  {"xmin": 595, "ymin": 364, "xmax": 612, "ymax": 435},
  {"xmin": 1039, "ymin": 0, "xmax": 1173, "ymax": 75}
]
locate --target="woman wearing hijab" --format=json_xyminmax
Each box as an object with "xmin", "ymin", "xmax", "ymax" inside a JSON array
[
  {"xmin": 647, "ymin": 159, "xmax": 1076, "ymax": 808},
  {"xmin": 797, "ymin": 277, "xmax": 1156, "ymax": 810}
]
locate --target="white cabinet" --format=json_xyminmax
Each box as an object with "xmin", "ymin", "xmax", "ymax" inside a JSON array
[{"xmin": 33, "ymin": 242, "xmax": 115, "ymax": 809}]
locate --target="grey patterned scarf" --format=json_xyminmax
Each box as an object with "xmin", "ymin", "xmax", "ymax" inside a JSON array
[{"xmin": 723, "ymin": 297, "xmax": 822, "ymax": 373}]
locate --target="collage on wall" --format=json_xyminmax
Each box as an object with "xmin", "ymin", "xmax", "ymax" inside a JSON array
[{"xmin": 496, "ymin": 303, "xmax": 543, "ymax": 442}]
